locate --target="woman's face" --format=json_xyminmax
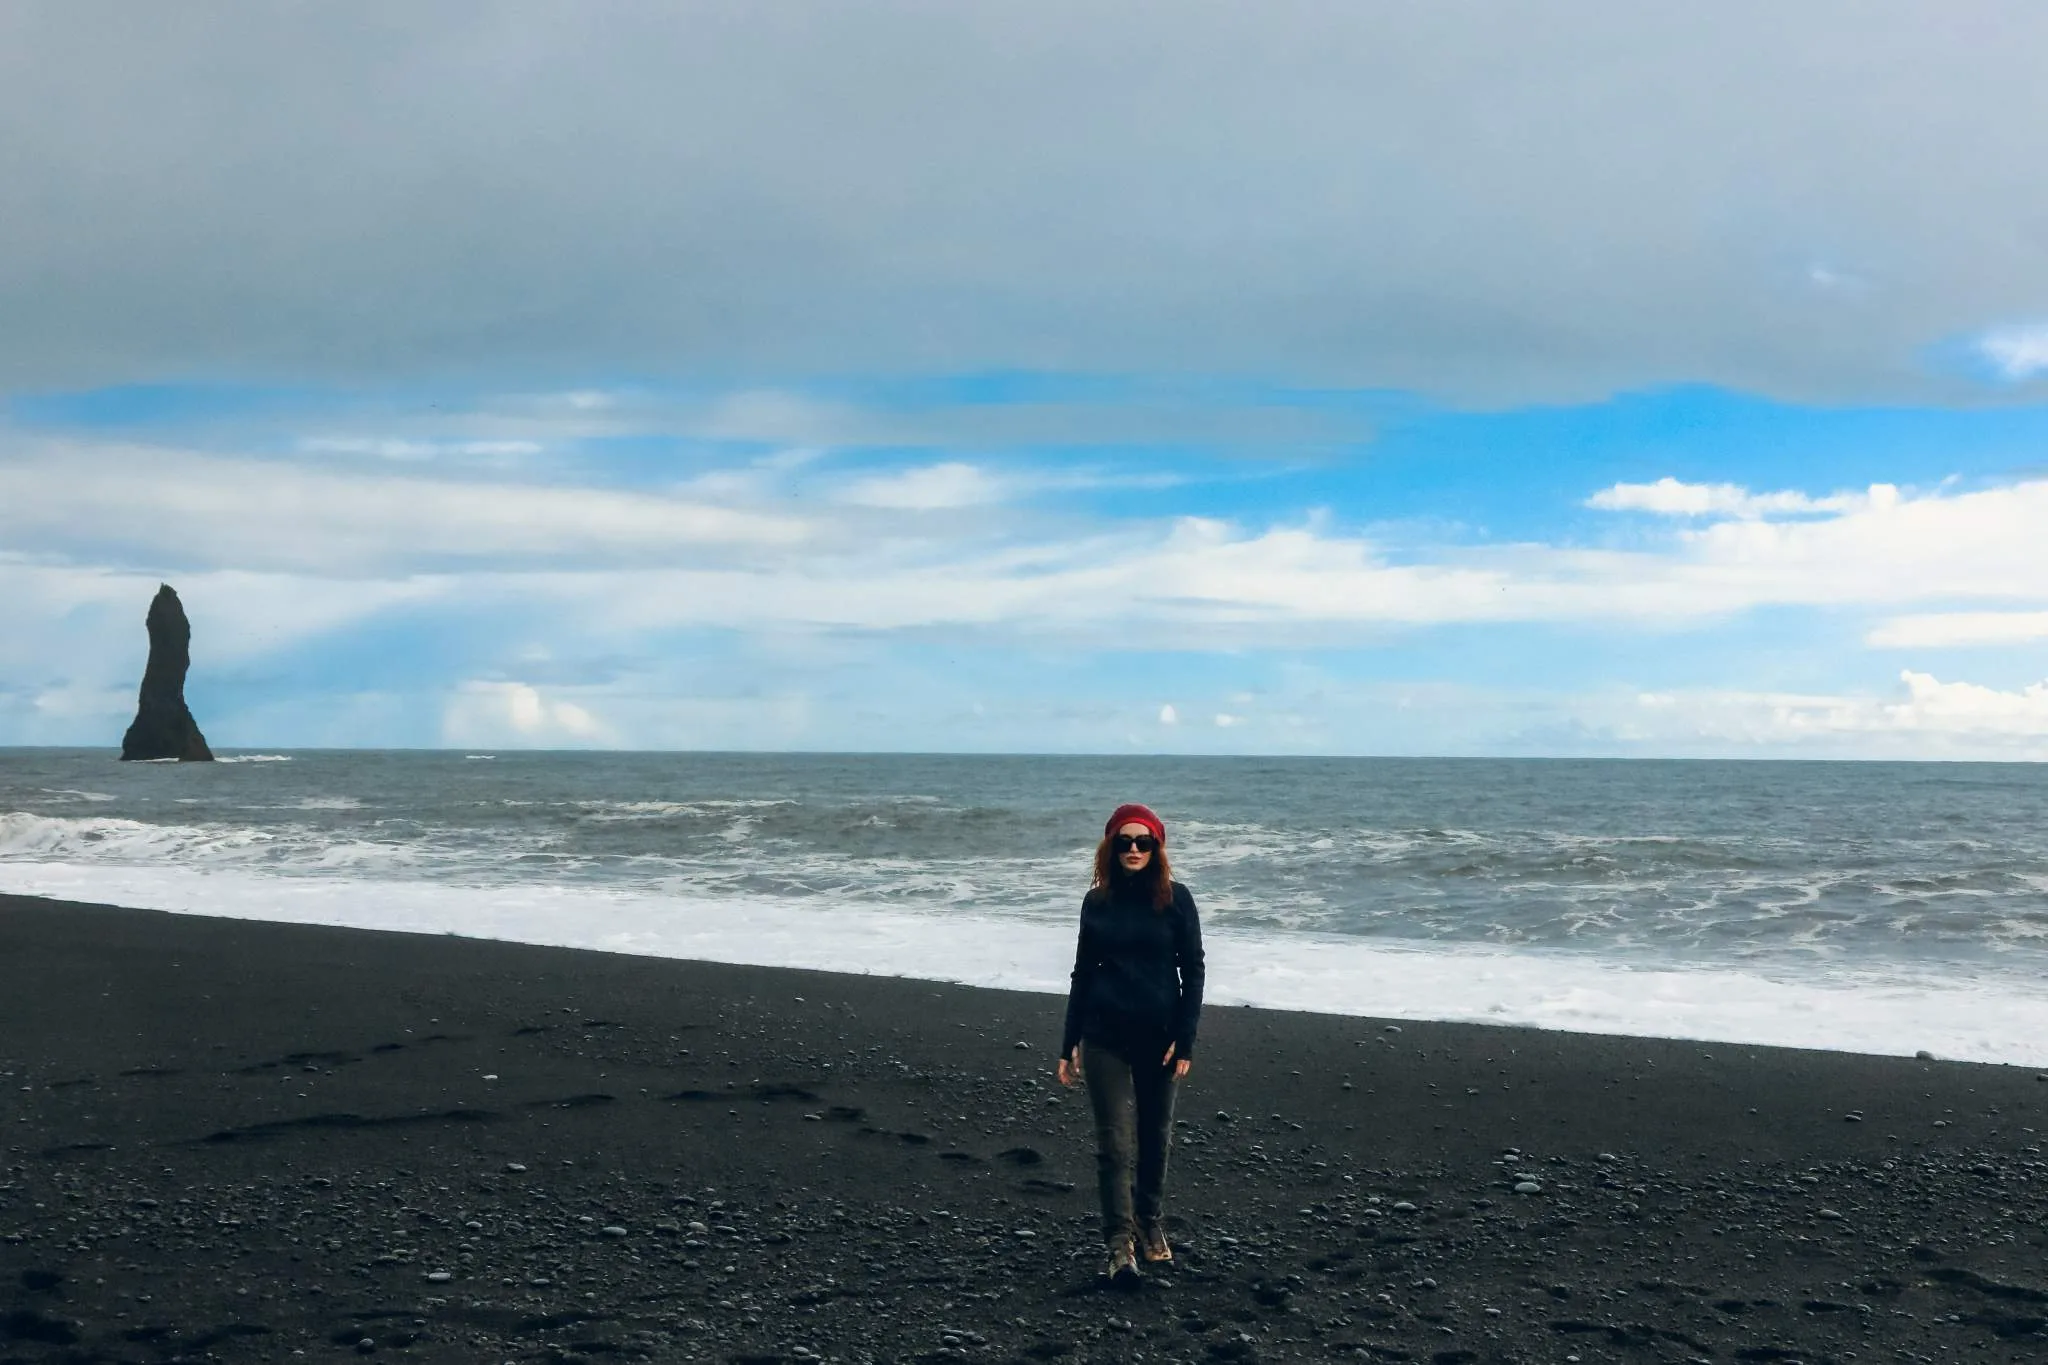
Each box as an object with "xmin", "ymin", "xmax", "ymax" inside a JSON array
[{"xmin": 1115, "ymin": 821, "xmax": 1157, "ymax": 874}]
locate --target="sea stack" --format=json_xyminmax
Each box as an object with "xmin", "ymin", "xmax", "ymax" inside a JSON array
[{"xmin": 120, "ymin": 584, "xmax": 214, "ymax": 762}]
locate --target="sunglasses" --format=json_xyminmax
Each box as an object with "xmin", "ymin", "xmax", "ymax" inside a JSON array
[{"xmin": 1112, "ymin": 834, "xmax": 1158, "ymax": 853}]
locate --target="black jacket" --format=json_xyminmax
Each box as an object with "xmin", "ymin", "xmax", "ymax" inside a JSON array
[{"xmin": 1061, "ymin": 879, "xmax": 1205, "ymax": 1063}]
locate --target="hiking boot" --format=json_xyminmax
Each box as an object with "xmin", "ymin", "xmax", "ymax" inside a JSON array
[
  {"xmin": 1138, "ymin": 1222, "xmax": 1173, "ymax": 1264},
  {"xmin": 1103, "ymin": 1231, "xmax": 1141, "ymax": 1284}
]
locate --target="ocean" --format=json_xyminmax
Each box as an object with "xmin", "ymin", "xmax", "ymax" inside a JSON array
[{"xmin": 6, "ymin": 748, "xmax": 2048, "ymax": 1065}]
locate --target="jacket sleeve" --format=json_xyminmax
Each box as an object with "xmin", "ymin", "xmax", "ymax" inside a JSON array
[
  {"xmin": 1172, "ymin": 883, "xmax": 1206, "ymax": 1059},
  {"xmin": 1060, "ymin": 893, "xmax": 1097, "ymax": 1059}
]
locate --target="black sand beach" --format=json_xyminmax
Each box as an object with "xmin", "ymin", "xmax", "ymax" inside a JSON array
[{"xmin": 5, "ymin": 894, "xmax": 2048, "ymax": 1364}]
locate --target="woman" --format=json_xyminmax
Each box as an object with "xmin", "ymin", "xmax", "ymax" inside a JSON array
[{"xmin": 1057, "ymin": 802, "xmax": 1206, "ymax": 1282}]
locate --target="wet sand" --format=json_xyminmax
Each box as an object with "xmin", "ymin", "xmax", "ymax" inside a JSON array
[{"xmin": 5, "ymin": 891, "xmax": 2048, "ymax": 1364}]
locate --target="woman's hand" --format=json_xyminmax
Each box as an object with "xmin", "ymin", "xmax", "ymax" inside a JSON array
[
  {"xmin": 1057, "ymin": 1045, "xmax": 1083, "ymax": 1088},
  {"xmin": 1162, "ymin": 1042, "xmax": 1191, "ymax": 1081}
]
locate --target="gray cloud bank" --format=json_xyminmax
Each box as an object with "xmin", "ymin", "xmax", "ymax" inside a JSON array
[{"xmin": 6, "ymin": 2, "xmax": 2048, "ymax": 402}]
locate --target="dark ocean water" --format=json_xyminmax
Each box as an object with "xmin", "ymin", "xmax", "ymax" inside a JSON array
[{"xmin": 7, "ymin": 749, "xmax": 2048, "ymax": 978}]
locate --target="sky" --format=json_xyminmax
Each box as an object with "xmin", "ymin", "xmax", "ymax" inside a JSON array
[{"xmin": 6, "ymin": 3, "xmax": 2048, "ymax": 757}]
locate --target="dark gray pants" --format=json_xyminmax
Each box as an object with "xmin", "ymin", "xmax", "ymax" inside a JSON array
[{"xmin": 1082, "ymin": 1044, "xmax": 1178, "ymax": 1243}]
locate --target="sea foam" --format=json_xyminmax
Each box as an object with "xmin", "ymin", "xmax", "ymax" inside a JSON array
[{"xmin": 5, "ymin": 858, "xmax": 2048, "ymax": 1068}]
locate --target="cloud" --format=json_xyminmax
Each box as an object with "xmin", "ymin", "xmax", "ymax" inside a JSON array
[
  {"xmin": 106, "ymin": 471, "xmax": 2027, "ymax": 644},
  {"xmin": 676, "ymin": 390, "xmax": 872, "ymax": 448},
  {"xmin": 21, "ymin": 518, "xmax": 2048, "ymax": 757},
  {"xmin": 676, "ymin": 386, "xmax": 1368, "ymax": 452},
  {"xmin": 1805, "ymin": 262, "xmax": 1872, "ymax": 296},
  {"xmin": 837, "ymin": 462, "xmax": 1008, "ymax": 510},
  {"xmin": 1884, "ymin": 670, "xmax": 2048, "ymax": 734},
  {"xmin": 828, "ymin": 459, "xmax": 1180, "ymax": 510},
  {"xmin": 299, "ymin": 437, "xmax": 544, "ymax": 461},
  {"xmin": 0, "ymin": 558, "xmax": 444, "ymax": 665},
  {"xmin": 1618, "ymin": 671, "xmax": 2048, "ymax": 754},
  {"xmin": 7, "ymin": 7, "xmax": 2048, "ymax": 401},
  {"xmin": 1866, "ymin": 611, "xmax": 2048, "ymax": 649},
  {"xmin": 441, "ymin": 680, "xmax": 613, "ymax": 748},
  {"xmin": 1978, "ymin": 323, "xmax": 2048, "ymax": 382},
  {"xmin": 0, "ymin": 440, "xmax": 809, "ymax": 572},
  {"xmin": 21, "ymin": 429, "xmax": 2048, "ymax": 649},
  {"xmin": 1587, "ymin": 477, "xmax": 1866, "ymax": 518}
]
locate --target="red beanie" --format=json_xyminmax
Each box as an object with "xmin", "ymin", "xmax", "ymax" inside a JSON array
[{"xmin": 1104, "ymin": 803, "xmax": 1166, "ymax": 845}]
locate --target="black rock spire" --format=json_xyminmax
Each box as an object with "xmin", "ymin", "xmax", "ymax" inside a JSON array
[{"xmin": 120, "ymin": 584, "xmax": 215, "ymax": 762}]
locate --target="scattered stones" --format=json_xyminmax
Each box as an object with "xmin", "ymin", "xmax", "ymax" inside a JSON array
[{"xmin": 17, "ymin": 899, "xmax": 2048, "ymax": 1365}]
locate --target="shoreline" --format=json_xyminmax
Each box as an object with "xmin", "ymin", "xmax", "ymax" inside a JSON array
[
  {"xmin": 6, "ymin": 891, "xmax": 2048, "ymax": 1362},
  {"xmin": 8, "ymin": 867, "xmax": 2048, "ymax": 1070}
]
